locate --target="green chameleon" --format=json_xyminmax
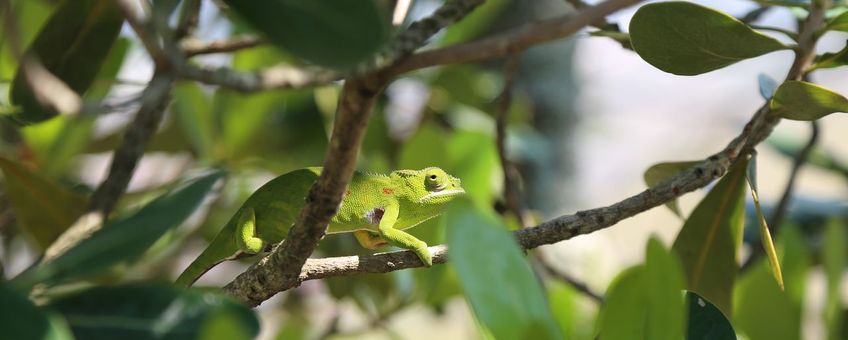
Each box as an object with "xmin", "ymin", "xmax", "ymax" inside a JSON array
[{"xmin": 176, "ymin": 167, "xmax": 464, "ymax": 286}]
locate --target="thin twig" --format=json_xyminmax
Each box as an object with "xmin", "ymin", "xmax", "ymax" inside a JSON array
[{"xmin": 181, "ymin": 35, "xmax": 264, "ymax": 56}]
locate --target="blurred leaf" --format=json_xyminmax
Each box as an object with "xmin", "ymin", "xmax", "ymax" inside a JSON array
[
  {"xmin": 629, "ymin": 1, "xmax": 787, "ymax": 75},
  {"xmin": 812, "ymin": 47, "xmax": 848, "ymax": 70},
  {"xmin": 214, "ymin": 89, "xmax": 284, "ymax": 160},
  {"xmin": 10, "ymin": 0, "xmax": 124, "ymax": 123},
  {"xmin": 21, "ymin": 115, "xmax": 96, "ymax": 177},
  {"xmin": 779, "ymin": 224, "xmax": 810, "ymax": 317},
  {"xmin": 826, "ymin": 10, "xmax": 848, "ymax": 32},
  {"xmin": 447, "ymin": 199, "xmax": 561, "ymax": 339},
  {"xmin": 771, "ymin": 81, "xmax": 848, "ymax": 121},
  {"xmin": 547, "ymin": 280, "xmax": 598, "ymax": 340},
  {"xmin": 440, "ymin": 0, "xmax": 509, "ymax": 45},
  {"xmin": 0, "ymin": 283, "xmax": 73, "ymax": 340},
  {"xmin": 85, "ymin": 37, "xmax": 129, "ymax": 100},
  {"xmin": 222, "ymin": 0, "xmax": 388, "ymax": 69},
  {"xmin": 685, "ymin": 291, "xmax": 735, "ymax": 340},
  {"xmin": 13, "ymin": 171, "xmax": 221, "ymax": 289},
  {"xmin": 172, "ymin": 82, "xmax": 216, "ymax": 157},
  {"xmin": 643, "ymin": 161, "xmax": 699, "ymax": 217},
  {"xmin": 672, "ymin": 159, "xmax": 748, "ymax": 317},
  {"xmin": 0, "ymin": 0, "xmax": 54, "ymax": 79},
  {"xmin": 399, "ymin": 123, "xmax": 448, "ymax": 170},
  {"xmin": 758, "ymin": 74, "xmax": 778, "ymax": 100},
  {"xmin": 48, "ymin": 284, "xmax": 258, "ymax": 340},
  {"xmin": 746, "ymin": 155, "xmax": 784, "ymax": 290},
  {"xmin": 733, "ymin": 261, "xmax": 799, "ymax": 340},
  {"xmin": 598, "ymin": 237, "xmax": 685, "ymax": 340},
  {"xmin": 447, "ymin": 131, "xmax": 498, "ymax": 208},
  {"xmin": 0, "ymin": 156, "xmax": 87, "ymax": 250},
  {"xmin": 824, "ymin": 219, "xmax": 846, "ymax": 340}
]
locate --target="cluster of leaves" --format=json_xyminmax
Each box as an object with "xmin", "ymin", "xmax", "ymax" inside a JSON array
[{"xmin": 0, "ymin": 0, "xmax": 847, "ymax": 339}]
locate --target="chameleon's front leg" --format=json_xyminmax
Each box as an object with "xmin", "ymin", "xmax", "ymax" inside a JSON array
[
  {"xmin": 235, "ymin": 208, "xmax": 265, "ymax": 254},
  {"xmin": 377, "ymin": 203, "xmax": 433, "ymax": 266}
]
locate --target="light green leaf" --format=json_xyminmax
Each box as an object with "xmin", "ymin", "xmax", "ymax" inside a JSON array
[
  {"xmin": 440, "ymin": 0, "xmax": 510, "ymax": 46},
  {"xmin": 0, "ymin": 283, "xmax": 73, "ymax": 340},
  {"xmin": 9, "ymin": 0, "xmax": 124, "ymax": 123},
  {"xmin": 629, "ymin": 1, "xmax": 788, "ymax": 75},
  {"xmin": 733, "ymin": 261, "xmax": 800, "ymax": 340},
  {"xmin": 12, "ymin": 171, "xmax": 222, "ymax": 289},
  {"xmin": 547, "ymin": 280, "xmax": 598, "ymax": 340},
  {"xmin": 48, "ymin": 284, "xmax": 258, "ymax": 339},
  {"xmin": 685, "ymin": 291, "xmax": 735, "ymax": 340},
  {"xmin": 826, "ymin": 10, "xmax": 848, "ymax": 32},
  {"xmin": 447, "ymin": 131, "xmax": 498, "ymax": 208},
  {"xmin": 172, "ymin": 82, "xmax": 216, "ymax": 157},
  {"xmin": 824, "ymin": 220, "xmax": 846, "ymax": 340},
  {"xmin": 779, "ymin": 224, "xmax": 810, "ymax": 314},
  {"xmin": 0, "ymin": 0, "xmax": 54, "ymax": 79},
  {"xmin": 21, "ymin": 115, "xmax": 96, "ymax": 177},
  {"xmin": 672, "ymin": 159, "xmax": 748, "ymax": 317},
  {"xmin": 746, "ymin": 155, "xmax": 784, "ymax": 290},
  {"xmin": 771, "ymin": 81, "xmax": 848, "ymax": 121},
  {"xmin": 447, "ymin": 199, "xmax": 562, "ymax": 340},
  {"xmin": 0, "ymin": 156, "xmax": 88, "ymax": 250},
  {"xmin": 222, "ymin": 0, "xmax": 388, "ymax": 70},
  {"xmin": 643, "ymin": 161, "xmax": 699, "ymax": 218},
  {"xmin": 598, "ymin": 237, "xmax": 685, "ymax": 340}
]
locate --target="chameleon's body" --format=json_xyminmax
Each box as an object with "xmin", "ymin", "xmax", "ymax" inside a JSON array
[{"xmin": 176, "ymin": 167, "xmax": 464, "ymax": 286}]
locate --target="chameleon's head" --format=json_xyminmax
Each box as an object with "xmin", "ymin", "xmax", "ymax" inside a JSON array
[{"xmin": 392, "ymin": 167, "xmax": 465, "ymax": 205}]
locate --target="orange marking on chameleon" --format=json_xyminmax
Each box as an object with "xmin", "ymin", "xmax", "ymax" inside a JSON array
[{"xmin": 382, "ymin": 188, "xmax": 393, "ymax": 195}]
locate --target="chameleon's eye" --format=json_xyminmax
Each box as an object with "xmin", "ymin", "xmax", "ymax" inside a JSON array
[{"xmin": 425, "ymin": 171, "xmax": 446, "ymax": 191}]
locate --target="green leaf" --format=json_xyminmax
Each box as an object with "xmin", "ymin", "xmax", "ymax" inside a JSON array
[
  {"xmin": 222, "ymin": 0, "xmax": 388, "ymax": 70},
  {"xmin": 440, "ymin": 0, "xmax": 510, "ymax": 46},
  {"xmin": 771, "ymin": 81, "xmax": 848, "ymax": 121},
  {"xmin": 811, "ymin": 47, "xmax": 848, "ymax": 70},
  {"xmin": 0, "ymin": 283, "xmax": 73, "ymax": 340},
  {"xmin": 597, "ymin": 237, "xmax": 685, "ymax": 340},
  {"xmin": 686, "ymin": 291, "xmax": 735, "ymax": 340},
  {"xmin": 733, "ymin": 261, "xmax": 800, "ymax": 340},
  {"xmin": 0, "ymin": 0, "xmax": 54, "ymax": 79},
  {"xmin": 9, "ymin": 0, "xmax": 124, "ymax": 123},
  {"xmin": 824, "ymin": 220, "xmax": 846, "ymax": 340},
  {"xmin": 746, "ymin": 155, "xmax": 784, "ymax": 290},
  {"xmin": 21, "ymin": 115, "xmax": 97, "ymax": 177},
  {"xmin": 47, "ymin": 284, "xmax": 258, "ymax": 339},
  {"xmin": 826, "ymin": 10, "xmax": 848, "ymax": 32},
  {"xmin": 85, "ymin": 37, "xmax": 130, "ymax": 100},
  {"xmin": 779, "ymin": 224, "xmax": 810, "ymax": 308},
  {"xmin": 629, "ymin": 1, "xmax": 787, "ymax": 75},
  {"xmin": 672, "ymin": 159, "xmax": 748, "ymax": 317},
  {"xmin": 172, "ymin": 82, "xmax": 216, "ymax": 157},
  {"xmin": 643, "ymin": 161, "xmax": 699, "ymax": 217},
  {"xmin": 12, "ymin": 171, "xmax": 222, "ymax": 289},
  {"xmin": 446, "ymin": 199, "xmax": 562, "ymax": 340},
  {"xmin": 0, "ymin": 156, "xmax": 88, "ymax": 250},
  {"xmin": 547, "ymin": 280, "xmax": 598, "ymax": 340}
]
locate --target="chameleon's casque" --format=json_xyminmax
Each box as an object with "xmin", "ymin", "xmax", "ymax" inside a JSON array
[{"xmin": 176, "ymin": 167, "xmax": 464, "ymax": 286}]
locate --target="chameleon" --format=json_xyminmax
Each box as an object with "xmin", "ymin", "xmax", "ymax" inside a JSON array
[{"xmin": 175, "ymin": 167, "xmax": 464, "ymax": 286}]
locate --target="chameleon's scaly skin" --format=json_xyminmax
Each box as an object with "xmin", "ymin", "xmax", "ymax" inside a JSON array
[{"xmin": 175, "ymin": 167, "xmax": 464, "ymax": 286}]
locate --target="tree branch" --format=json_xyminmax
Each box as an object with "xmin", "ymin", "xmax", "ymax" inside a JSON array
[{"xmin": 181, "ymin": 35, "xmax": 264, "ymax": 57}]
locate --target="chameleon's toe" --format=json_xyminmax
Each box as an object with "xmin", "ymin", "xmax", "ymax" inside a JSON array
[{"xmin": 416, "ymin": 246, "xmax": 433, "ymax": 267}]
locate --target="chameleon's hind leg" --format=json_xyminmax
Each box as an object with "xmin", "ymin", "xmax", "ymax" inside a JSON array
[
  {"xmin": 235, "ymin": 208, "xmax": 265, "ymax": 254},
  {"xmin": 354, "ymin": 230, "xmax": 389, "ymax": 249},
  {"xmin": 376, "ymin": 203, "xmax": 432, "ymax": 266}
]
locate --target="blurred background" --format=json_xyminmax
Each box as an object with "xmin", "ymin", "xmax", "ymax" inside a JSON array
[{"xmin": 1, "ymin": 0, "xmax": 847, "ymax": 339}]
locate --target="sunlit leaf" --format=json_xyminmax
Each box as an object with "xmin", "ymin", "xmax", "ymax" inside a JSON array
[
  {"xmin": 12, "ymin": 171, "xmax": 222, "ymax": 289},
  {"xmin": 672, "ymin": 159, "xmax": 748, "ymax": 316},
  {"xmin": 733, "ymin": 261, "xmax": 799, "ymax": 340},
  {"xmin": 48, "ymin": 284, "xmax": 258, "ymax": 339},
  {"xmin": 447, "ymin": 199, "xmax": 562, "ymax": 339},
  {"xmin": 824, "ymin": 220, "xmax": 846, "ymax": 340},
  {"xmin": 0, "ymin": 0, "xmax": 54, "ymax": 79},
  {"xmin": 643, "ymin": 161, "xmax": 699, "ymax": 217},
  {"xmin": 547, "ymin": 280, "xmax": 598, "ymax": 340},
  {"xmin": 745, "ymin": 155, "xmax": 784, "ymax": 290},
  {"xmin": 686, "ymin": 291, "xmax": 735, "ymax": 340},
  {"xmin": 21, "ymin": 115, "xmax": 96, "ymax": 177},
  {"xmin": 222, "ymin": 0, "xmax": 388, "ymax": 69},
  {"xmin": 0, "ymin": 283, "xmax": 73, "ymax": 340},
  {"xmin": 440, "ymin": 0, "xmax": 510, "ymax": 46},
  {"xmin": 0, "ymin": 156, "xmax": 88, "ymax": 250},
  {"xmin": 771, "ymin": 81, "xmax": 848, "ymax": 121},
  {"xmin": 629, "ymin": 1, "xmax": 787, "ymax": 75},
  {"xmin": 9, "ymin": 0, "xmax": 124, "ymax": 123}
]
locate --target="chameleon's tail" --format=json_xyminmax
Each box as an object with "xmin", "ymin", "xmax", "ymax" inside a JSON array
[
  {"xmin": 174, "ymin": 230, "xmax": 239, "ymax": 287},
  {"xmin": 174, "ymin": 256, "xmax": 227, "ymax": 287}
]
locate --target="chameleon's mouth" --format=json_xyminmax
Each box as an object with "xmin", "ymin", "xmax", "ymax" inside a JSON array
[{"xmin": 419, "ymin": 188, "xmax": 466, "ymax": 202}]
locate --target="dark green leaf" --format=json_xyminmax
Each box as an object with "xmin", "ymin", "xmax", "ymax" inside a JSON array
[
  {"xmin": 733, "ymin": 261, "xmax": 800, "ymax": 340},
  {"xmin": 826, "ymin": 10, "xmax": 848, "ymax": 32},
  {"xmin": 746, "ymin": 155, "xmax": 784, "ymax": 290},
  {"xmin": 0, "ymin": 283, "xmax": 73, "ymax": 340},
  {"xmin": 643, "ymin": 161, "xmax": 699, "ymax": 217},
  {"xmin": 672, "ymin": 159, "xmax": 748, "ymax": 317},
  {"xmin": 48, "ymin": 284, "xmax": 258, "ymax": 340},
  {"xmin": 222, "ymin": 0, "xmax": 388, "ymax": 70},
  {"xmin": 85, "ymin": 37, "xmax": 130, "ymax": 100},
  {"xmin": 9, "ymin": 0, "xmax": 124, "ymax": 123},
  {"xmin": 824, "ymin": 220, "xmax": 846, "ymax": 339},
  {"xmin": 440, "ymin": 0, "xmax": 510, "ymax": 46},
  {"xmin": 771, "ymin": 81, "xmax": 848, "ymax": 121},
  {"xmin": 172, "ymin": 82, "xmax": 216, "ymax": 157},
  {"xmin": 811, "ymin": 47, "xmax": 848, "ymax": 70},
  {"xmin": 446, "ymin": 199, "xmax": 561, "ymax": 339},
  {"xmin": 13, "ymin": 171, "xmax": 222, "ymax": 289},
  {"xmin": 0, "ymin": 156, "xmax": 88, "ymax": 250},
  {"xmin": 685, "ymin": 291, "xmax": 735, "ymax": 340},
  {"xmin": 629, "ymin": 1, "xmax": 787, "ymax": 75}
]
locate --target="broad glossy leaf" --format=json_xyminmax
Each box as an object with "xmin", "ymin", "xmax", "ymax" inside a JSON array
[
  {"xmin": 446, "ymin": 199, "xmax": 562, "ymax": 340},
  {"xmin": 598, "ymin": 237, "xmax": 685, "ymax": 340},
  {"xmin": 13, "ymin": 171, "xmax": 222, "ymax": 289},
  {"xmin": 686, "ymin": 291, "xmax": 734, "ymax": 340},
  {"xmin": 0, "ymin": 283, "xmax": 73, "ymax": 340},
  {"xmin": 733, "ymin": 262, "xmax": 799, "ymax": 340},
  {"xmin": 643, "ymin": 161, "xmax": 699, "ymax": 217},
  {"xmin": 824, "ymin": 220, "xmax": 846, "ymax": 339},
  {"xmin": 672, "ymin": 159, "xmax": 748, "ymax": 316},
  {"xmin": 48, "ymin": 284, "xmax": 258, "ymax": 340},
  {"xmin": 812, "ymin": 48, "xmax": 848, "ymax": 70},
  {"xmin": 222, "ymin": 0, "xmax": 388, "ymax": 69},
  {"xmin": 10, "ymin": 0, "xmax": 124, "ymax": 123},
  {"xmin": 0, "ymin": 156, "xmax": 88, "ymax": 250},
  {"xmin": 826, "ymin": 11, "xmax": 848, "ymax": 32},
  {"xmin": 746, "ymin": 156, "xmax": 784, "ymax": 289},
  {"xmin": 771, "ymin": 81, "xmax": 848, "ymax": 121},
  {"xmin": 629, "ymin": 2, "xmax": 787, "ymax": 75}
]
